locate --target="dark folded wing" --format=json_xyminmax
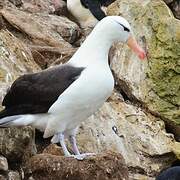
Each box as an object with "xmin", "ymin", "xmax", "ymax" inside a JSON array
[
  {"xmin": 81, "ymin": 0, "xmax": 106, "ymax": 20},
  {"xmin": 1, "ymin": 64, "xmax": 84, "ymax": 118}
]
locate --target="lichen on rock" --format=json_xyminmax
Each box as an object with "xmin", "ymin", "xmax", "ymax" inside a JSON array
[{"xmin": 108, "ymin": 0, "xmax": 180, "ymax": 140}]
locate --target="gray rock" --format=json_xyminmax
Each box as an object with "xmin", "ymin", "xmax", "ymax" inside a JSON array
[
  {"xmin": 8, "ymin": 171, "xmax": 21, "ymax": 180},
  {"xmin": 1, "ymin": 8, "xmax": 80, "ymax": 46},
  {"xmin": 108, "ymin": 0, "xmax": 180, "ymax": 140},
  {"xmin": 52, "ymin": 0, "xmax": 67, "ymax": 16},
  {"xmin": 27, "ymin": 177, "xmax": 35, "ymax": 180},
  {"xmin": 75, "ymin": 92, "xmax": 176, "ymax": 178},
  {"xmin": 163, "ymin": 0, "xmax": 173, "ymax": 4},
  {"xmin": 22, "ymin": 0, "xmax": 67, "ymax": 15},
  {"xmin": 0, "ymin": 30, "xmax": 40, "ymax": 103},
  {"xmin": 0, "ymin": 7, "xmax": 80, "ymax": 67},
  {"xmin": 0, "ymin": 127, "xmax": 36, "ymax": 163},
  {"xmin": 0, "ymin": 156, "xmax": 8, "ymax": 171},
  {"xmin": 9, "ymin": 0, "xmax": 22, "ymax": 7},
  {"xmin": 169, "ymin": 0, "xmax": 180, "ymax": 19},
  {"xmin": 0, "ymin": 175, "xmax": 6, "ymax": 180}
]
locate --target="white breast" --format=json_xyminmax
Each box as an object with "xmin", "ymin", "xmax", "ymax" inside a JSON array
[{"xmin": 44, "ymin": 64, "xmax": 114, "ymax": 137}]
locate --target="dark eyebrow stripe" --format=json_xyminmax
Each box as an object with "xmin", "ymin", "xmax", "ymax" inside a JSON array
[{"xmin": 115, "ymin": 21, "xmax": 130, "ymax": 32}]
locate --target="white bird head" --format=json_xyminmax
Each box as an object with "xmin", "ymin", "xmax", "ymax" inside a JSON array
[{"xmin": 93, "ymin": 16, "xmax": 146, "ymax": 60}]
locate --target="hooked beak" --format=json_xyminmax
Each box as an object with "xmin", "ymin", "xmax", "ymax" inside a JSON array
[{"xmin": 127, "ymin": 35, "xmax": 146, "ymax": 60}]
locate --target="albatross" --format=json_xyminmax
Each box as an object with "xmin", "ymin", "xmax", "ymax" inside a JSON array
[
  {"xmin": 0, "ymin": 16, "xmax": 146, "ymax": 159},
  {"xmin": 66, "ymin": 0, "xmax": 116, "ymax": 27}
]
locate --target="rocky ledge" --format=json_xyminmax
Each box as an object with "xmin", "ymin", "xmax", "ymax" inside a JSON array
[{"xmin": 26, "ymin": 145, "xmax": 129, "ymax": 180}]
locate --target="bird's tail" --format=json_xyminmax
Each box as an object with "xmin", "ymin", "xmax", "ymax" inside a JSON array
[
  {"xmin": 0, "ymin": 115, "xmax": 23, "ymax": 127},
  {"xmin": 0, "ymin": 110, "xmax": 34, "ymax": 127},
  {"xmin": 0, "ymin": 106, "xmax": 36, "ymax": 127}
]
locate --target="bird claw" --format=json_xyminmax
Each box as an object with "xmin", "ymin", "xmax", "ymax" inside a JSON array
[{"xmin": 67, "ymin": 153, "xmax": 96, "ymax": 160}]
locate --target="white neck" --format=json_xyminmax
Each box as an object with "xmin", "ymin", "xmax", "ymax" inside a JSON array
[{"xmin": 69, "ymin": 27, "xmax": 115, "ymax": 67}]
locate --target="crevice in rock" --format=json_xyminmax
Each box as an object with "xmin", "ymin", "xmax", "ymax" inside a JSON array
[
  {"xmin": 1, "ymin": 13, "xmax": 32, "ymax": 42},
  {"xmin": 171, "ymin": 159, "xmax": 180, "ymax": 166},
  {"xmin": 128, "ymin": 166, "xmax": 147, "ymax": 176},
  {"xmin": 35, "ymin": 130, "xmax": 51, "ymax": 154},
  {"xmin": 115, "ymin": 82, "xmax": 130, "ymax": 102},
  {"xmin": 112, "ymin": 70, "xmax": 150, "ymax": 108},
  {"xmin": 128, "ymin": 152, "xmax": 176, "ymax": 177},
  {"xmin": 112, "ymin": 70, "xmax": 180, "ymax": 142}
]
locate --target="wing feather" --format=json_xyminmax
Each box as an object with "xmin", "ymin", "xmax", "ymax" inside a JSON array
[{"xmin": 1, "ymin": 64, "xmax": 84, "ymax": 118}]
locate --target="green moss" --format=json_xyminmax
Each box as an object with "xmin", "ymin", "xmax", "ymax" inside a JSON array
[
  {"xmin": 172, "ymin": 142, "xmax": 180, "ymax": 160},
  {"xmin": 144, "ymin": 2, "xmax": 180, "ymax": 125},
  {"xmin": 109, "ymin": 0, "xmax": 180, "ymax": 127}
]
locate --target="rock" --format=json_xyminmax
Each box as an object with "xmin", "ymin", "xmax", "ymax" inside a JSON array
[
  {"xmin": 28, "ymin": 177, "xmax": 35, "ymax": 180},
  {"xmin": 0, "ymin": 7, "xmax": 80, "ymax": 67},
  {"xmin": 163, "ymin": 0, "xmax": 173, "ymax": 4},
  {"xmin": 0, "ymin": 127, "xmax": 36, "ymax": 164},
  {"xmin": 163, "ymin": 0, "xmax": 180, "ymax": 19},
  {"xmin": 107, "ymin": 0, "xmax": 180, "ymax": 140},
  {"xmin": 0, "ymin": 30, "xmax": 39, "ymax": 164},
  {"xmin": 22, "ymin": 0, "xmax": 67, "ymax": 15},
  {"xmin": 0, "ymin": 156, "xmax": 8, "ymax": 171},
  {"xmin": 74, "ymin": 92, "xmax": 176, "ymax": 179},
  {"xmin": 29, "ymin": 45, "xmax": 77, "ymax": 68},
  {"xmin": 9, "ymin": 0, "xmax": 22, "ymax": 7},
  {"xmin": 43, "ymin": 144, "xmax": 64, "ymax": 156},
  {"xmin": 0, "ymin": 30, "xmax": 40, "ymax": 105},
  {"xmin": 0, "ymin": 175, "xmax": 6, "ymax": 180},
  {"xmin": 8, "ymin": 171, "xmax": 21, "ymax": 180},
  {"xmin": 172, "ymin": 142, "xmax": 180, "ymax": 160},
  {"xmin": 169, "ymin": 0, "xmax": 180, "ymax": 19},
  {"xmin": 0, "ymin": 8, "xmax": 80, "ymax": 45},
  {"xmin": 21, "ymin": 0, "xmax": 54, "ymax": 14},
  {"xmin": 52, "ymin": 0, "xmax": 67, "ymax": 16},
  {"xmin": 28, "ymin": 151, "xmax": 129, "ymax": 180},
  {"xmin": 129, "ymin": 174, "xmax": 155, "ymax": 180}
]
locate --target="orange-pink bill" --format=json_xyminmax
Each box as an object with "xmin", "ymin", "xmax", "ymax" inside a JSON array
[{"xmin": 127, "ymin": 35, "xmax": 146, "ymax": 60}]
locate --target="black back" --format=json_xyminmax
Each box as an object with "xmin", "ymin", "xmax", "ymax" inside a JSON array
[
  {"xmin": 80, "ymin": 0, "xmax": 115, "ymax": 21},
  {"xmin": 80, "ymin": 0, "xmax": 115, "ymax": 7}
]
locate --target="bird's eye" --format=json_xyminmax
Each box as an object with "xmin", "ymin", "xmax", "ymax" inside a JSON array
[
  {"xmin": 123, "ymin": 26, "xmax": 130, "ymax": 32},
  {"xmin": 115, "ymin": 21, "xmax": 130, "ymax": 32}
]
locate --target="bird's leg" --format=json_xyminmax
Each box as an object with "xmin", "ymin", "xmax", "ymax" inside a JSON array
[
  {"xmin": 58, "ymin": 133, "xmax": 71, "ymax": 156},
  {"xmin": 68, "ymin": 135, "xmax": 96, "ymax": 160},
  {"xmin": 69, "ymin": 135, "xmax": 80, "ymax": 155}
]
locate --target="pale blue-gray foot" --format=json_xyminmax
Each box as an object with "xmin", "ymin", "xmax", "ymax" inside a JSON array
[{"xmin": 52, "ymin": 132, "xmax": 95, "ymax": 160}]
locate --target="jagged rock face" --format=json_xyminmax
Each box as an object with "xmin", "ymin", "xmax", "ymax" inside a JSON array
[
  {"xmin": 22, "ymin": 0, "xmax": 67, "ymax": 15},
  {"xmin": 0, "ymin": 30, "xmax": 38, "ymax": 164},
  {"xmin": 76, "ymin": 92, "xmax": 176, "ymax": 179},
  {"xmin": 0, "ymin": 127, "xmax": 36, "ymax": 164},
  {"xmin": 163, "ymin": 0, "xmax": 180, "ymax": 19},
  {"xmin": 107, "ymin": 0, "xmax": 180, "ymax": 140},
  {"xmin": 0, "ymin": 156, "xmax": 8, "ymax": 171},
  {"xmin": 0, "ymin": 30, "xmax": 40, "ymax": 105},
  {"xmin": 164, "ymin": 0, "xmax": 173, "ymax": 3},
  {"xmin": 28, "ymin": 151, "xmax": 129, "ymax": 180},
  {"xmin": 1, "ymin": 8, "xmax": 79, "ymax": 46},
  {"xmin": 0, "ymin": 7, "xmax": 80, "ymax": 68},
  {"xmin": 0, "ymin": 155, "xmax": 21, "ymax": 179},
  {"xmin": 0, "ymin": 0, "xmax": 67, "ymax": 15}
]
